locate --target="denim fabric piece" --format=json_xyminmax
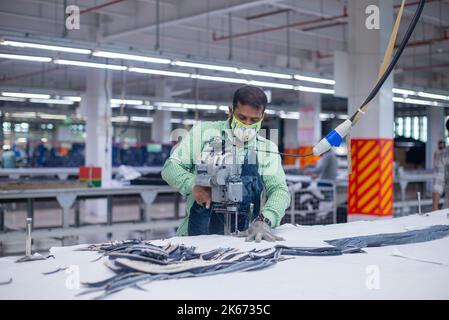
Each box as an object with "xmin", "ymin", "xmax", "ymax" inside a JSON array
[
  {"xmin": 274, "ymin": 245, "xmax": 363, "ymax": 256},
  {"xmin": 325, "ymin": 224, "xmax": 449, "ymax": 250}
]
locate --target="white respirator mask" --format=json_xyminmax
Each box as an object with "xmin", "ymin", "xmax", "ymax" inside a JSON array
[{"xmin": 230, "ymin": 112, "xmax": 264, "ymax": 142}]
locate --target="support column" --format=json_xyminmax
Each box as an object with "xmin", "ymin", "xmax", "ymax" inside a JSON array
[
  {"xmin": 83, "ymin": 69, "xmax": 112, "ymax": 218},
  {"xmin": 0, "ymin": 112, "xmax": 4, "ymax": 150},
  {"xmin": 347, "ymin": 0, "xmax": 394, "ymax": 216},
  {"xmin": 425, "ymin": 107, "xmax": 445, "ymax": 192},
  {"xmin": 151, "ymin": 81, "xmax": 172, "ymax": 144},
  {"xmin": 297, "ymin": 92, "xmax": 321, "ymax": 168},
  {"xmin": 426, "ymin": 107, "xmax": 445, "ymax": 169},
  {"xmin": 283, "ymin": 118, "xmax": 299, "ymax": 166}
]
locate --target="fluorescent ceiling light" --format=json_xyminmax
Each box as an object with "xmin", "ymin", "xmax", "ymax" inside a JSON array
[
  {"xmin": 392, "ymin": 97, "xmax": 405, "ymax": 103},
  {"xmin": 404, "ymin": 98, "xmax": 438, "ymax": 106},
  {"xmin": 154, "ymin": 102, "xmax": 188, "ymax": 112},
  {"xmin": 2, "ymin": 92, "xmax": 51, "ymax": 99},
  {"xmin": 93, "ymin": 51, "xmax": 170, "ymax": 64},
  {"xmin": 30, "ymin": 98, "xmax": 74, "ymax": 105},
  {"xmin": 0, "ymin": 96, "xmax": 26, "ymax": 102},
  {"xmin": 110, "ymin": 99, "xmax": 143, "ymax": 105},
  {"xmin": 0, "ymin": 53, "xmax": 52, "ymax": 62},
  {"xmin": 155, "ymin": 102, "xmax": 183, "ymax": 108},
  {"xmin": 218, "ymin": 105, "xmax": 230, "ymax": 111},
  {"xmin": 191, "ymin": 104, "xmax": 217, "ymax": 110},
  {"xmin": 182, "ymin": 103, "xmax": 217, "ymax": 110},
  {"xmin": 280, "ymin": 112, "xmax": 300, "ymax": 119},
  {"xmin": 319, "ymin": 113, "xmax": 334, "ymax": 120},
  {"xmin": 112, "ymin": 116, "xmax": 128, "ymax": 122},
  {"xmin": 54, "ymin": 59, "xmax": 127, "ymax": 70},
  {"xmin": 296, "ymin": 86, "xmax": 335, "ymax": 94},
  {"xmin": 129, "ymin": 67, "xmax": 190, "ymax": 78},
  {"xmin": 134, "ymin": 105, "xmax": 155, "ymax": 110},
  {"xmin": 172, "ymin": 61, "xmax": 238, "ymax": 72},
  {"xmin": 39, "ymin": 114, "xmax": 68, "ymax": 120},
  {"xmin": 170, "ymin": 118, "xmax": 182, "ymax": 123},
  {"xmin": 165, "ymin": 107, "xmax": 188, "ymax": 112},
  {"xmin": 248, "ymin": 80, "xmax": 294, "ymax": 90},
  {"xmin": 183, "ymin": 119, "xmax": 197, "ymax": 125},
  {"xmin": 10, "ymin": 112, "xmax": 36, "ymax": 118},
  {"xmin": 394, "ymin": 97, "xmax": 440, "ymax": 106},
  {"xmin": 0, "ymin": 40, "xmax": 91, "ymax": 54},
  {"xmin": 417, "ymin": 92, "xmax": 448, "ymax": 100},
  {"xmin": 294, "ymin": 75, "xmax": 335, "ymax": 85},
  {"xmin": 63, "ymin": 96, "xmax": 82, "ymax": 102},
  {"xmin": 131, "ymin": 116, "xmax": 153, "ymax": 122},
  {"xmin": 264, "ymin": 109, "xmax": 276, "ymax": 114},
  {"xmin": 191, "ymin": 74, "xmax": 247, "ymax": 84},
  {"xmin": 392, "ymin": 88, "xmax": 416, "ymax": 96},
  {"xmin": 237, "ymin": 69, "xmax": 292, "ymax": 79}
]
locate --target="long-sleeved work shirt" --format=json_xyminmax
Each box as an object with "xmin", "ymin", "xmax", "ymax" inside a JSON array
[
  {"xmin": 433, "ymin": 146, "xmax": 449, "ymax": 208},
  {"xmin": 161, "ymin": 120, "xmax": 291, "ymax": 236}
]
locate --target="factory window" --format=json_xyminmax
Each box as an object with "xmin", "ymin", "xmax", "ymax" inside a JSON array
[
  {"xmin": 394, "ymin": 116, "xmax": 427, "ymax": 143},
  {"xmin": 404, "ymin": 117, "xmax": 411, "ymax": 138},
  {"xmin": 412, "ymin": 117, "xmax": 419, "ymax": 140},
  {"xmin": 2, "ymin": 122, "xmax": 11, "ymax": 134},
  {"xmin": 15, "ymin": 122, "xmax": 30, "ymax": 133},
  {"xmin": 70, "ymin": 124, "xmax": 85, "ymax": 132},
  {"xmin": 421, "ymin": 116, "xmax": 427, "ymax": 142},
  {"xmin": 396, "ymin": 117, "xmax": 404, "ymax": 136}
]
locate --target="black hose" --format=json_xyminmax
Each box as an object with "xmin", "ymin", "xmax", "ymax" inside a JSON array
[
  {"xmin": 350, "ymin": 0, "xmax": 426, "ymax": 123},
  {"xmin": 236, "ymin": 0, "xmax": 426, "ymax": 159}
]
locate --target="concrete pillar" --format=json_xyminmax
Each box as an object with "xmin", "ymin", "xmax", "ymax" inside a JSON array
[
  {"xmin": 347, "ymin": 0, "xmax": 394, "ymax": 216},
  {"xmin": 0, "ymin": 112, "xmax": 4, "ymax": 150},
  {"xmin": 425, "ymin": 107, "xmax": 446, "ymax": 192},
  {"xmin": 283, "ymin": 119, "xmax": 299, "ymax": 149},
  {"xmin": 84, "ymin": 69, "xmax": 113, "ymax": 185},
  {"xmin": 426, "ymin": 107, "xmax": 445, "ymax": 170},
  {"xmin": 296, "ymin": 92, "xmax": 321, "ymax": 167},
  {"xmin": 152, "ymin": 80, "xmax": 172, "ymax": 144},
  {"xmin": 298, "ymin": 92, "xmax": 321, "ymax": 145},
  {"xmin": 82, "ymin": 69, "xmax": 112, "ymax": 219}
]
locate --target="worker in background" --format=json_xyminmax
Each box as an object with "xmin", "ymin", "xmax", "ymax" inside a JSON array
[
  {"xmin": 162, "ymin": 85, "xmax": 290, "ymax": 242},
  {"xmin": 1, "ymin": 146, "xmax": 16, "ymax": 168},
  {"xmin": 432, "ymin": 119, "xmax": 449, "ymax": 211},
  {"xmin": 433, "ymin": 140, "xmax": 445, "ymax": 165},
  {"xmin": 304, "ymin": 149, "xmax": 338, "ymax": 183}
]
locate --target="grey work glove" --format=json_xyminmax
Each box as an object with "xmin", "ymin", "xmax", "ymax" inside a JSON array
[{"xmin": 237, "ymin": 220, "xmax": 285, "ymax": 243}]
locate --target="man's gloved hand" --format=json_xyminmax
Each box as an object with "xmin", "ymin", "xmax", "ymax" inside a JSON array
[{"xmin": 237, "ymin": 220, "xmax": 285, "ymax": 243}]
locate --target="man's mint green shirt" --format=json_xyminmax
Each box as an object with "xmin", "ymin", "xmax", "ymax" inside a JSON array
[{"xmin": 161, "ymin": 120, "xmax": 291, "ymax": 236}]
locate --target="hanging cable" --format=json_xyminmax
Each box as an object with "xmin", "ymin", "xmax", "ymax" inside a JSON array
[
  {"xmin": 312, "ymin": 0, "xmax": 425, "ymax": 156},
  {"xmin": 233, "ymin": 0, "xmax": 425, "ymax": 161}
]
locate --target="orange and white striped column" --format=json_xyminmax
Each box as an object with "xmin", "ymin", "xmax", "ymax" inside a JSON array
[
  {"xmin": 347, "ymin": 0, "xmax": 395, "ymax": 216},
  {"xmin": 348, "ymin": 139, "xmax": 394, "ymax": 215}
]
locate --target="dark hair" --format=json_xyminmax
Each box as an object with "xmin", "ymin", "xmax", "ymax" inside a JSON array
[
  {"xmin": 446, "ymin": 118, "xmax": 449, "ymax": 132},
  {"xmin": 232, "ymin": 85, "xmax": 267, "ymax": 111}
]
